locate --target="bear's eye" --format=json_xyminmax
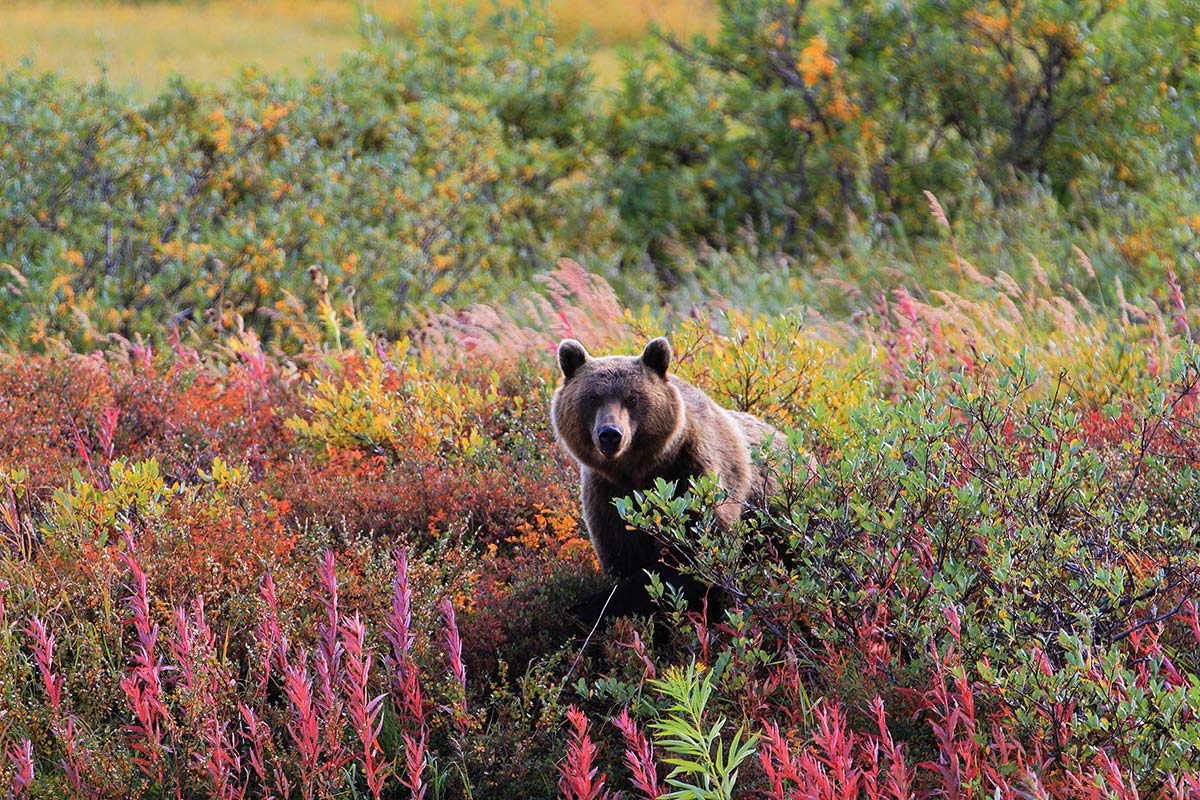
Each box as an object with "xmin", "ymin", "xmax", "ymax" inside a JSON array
[{"xmin": 626, "ymin": 395, "xmax": 638, "ymax": 408}]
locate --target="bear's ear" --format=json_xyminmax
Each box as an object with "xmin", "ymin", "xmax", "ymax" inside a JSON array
[
  {"xmin": 640, "ymin": 337, "xmax": 672, "ymax": 378},
  {"xmin": 558, "ymin": 339, "xmax": 589, "ymax": 380}
]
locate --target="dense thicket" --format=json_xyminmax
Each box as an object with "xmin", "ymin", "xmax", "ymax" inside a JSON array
[
  {"xmin": 1, "ymin": 0, "xmax": 1198, "ymax": 347},
  {"xmin": 1, "ymin": 261, "xmax": 1199, "ymax": 797}
]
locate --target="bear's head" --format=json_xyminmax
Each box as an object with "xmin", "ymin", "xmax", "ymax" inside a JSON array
[{"xmin": 550, "ymin": 338, "xmax": 686, "ymax": 482}]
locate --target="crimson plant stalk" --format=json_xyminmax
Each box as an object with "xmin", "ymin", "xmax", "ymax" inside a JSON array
[{"xmin": 340, "ymin": 613, "xmax": 391, "ymax": 799}]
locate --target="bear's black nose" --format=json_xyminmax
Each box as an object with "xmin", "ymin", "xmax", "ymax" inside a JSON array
[{"xmin": 597, "ymin": 425, "xmax": 623, "ymax": 454}]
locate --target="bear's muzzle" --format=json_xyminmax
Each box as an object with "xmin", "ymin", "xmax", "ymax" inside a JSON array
[{"xmin": 596, "ymin": 425, "xmax": 623, "ymax": 457}]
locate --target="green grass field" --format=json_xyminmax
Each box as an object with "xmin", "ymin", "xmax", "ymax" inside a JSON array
[{"xmin": 0, "ymin": 0, "xmax": 718, "ymax": 95}]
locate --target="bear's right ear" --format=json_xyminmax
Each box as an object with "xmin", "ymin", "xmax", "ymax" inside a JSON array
[{"xmin": 558, "ymin": 339, "xmax": 589, "ymax": 381}]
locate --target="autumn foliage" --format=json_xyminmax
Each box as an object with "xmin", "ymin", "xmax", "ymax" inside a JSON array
[
  {"xmin": 1, "ymin": 0, "xmax": 1200, "ymax": 796},
  {"xmin": 0, "ymin": 243, "xmax": 1196, "ymax": 796}
]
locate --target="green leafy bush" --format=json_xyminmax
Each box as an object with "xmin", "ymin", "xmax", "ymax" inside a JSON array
[
  {"xmin": 0, "ymin": 4, "xmax": 616, "ymax": 347},
  {"xmin": 606, "ymin": 0, "xmax": 1200, "ymax": 267},
  {"xmin": 4, "ymin": 0, "xmax": 1199, "ymax": 343}
]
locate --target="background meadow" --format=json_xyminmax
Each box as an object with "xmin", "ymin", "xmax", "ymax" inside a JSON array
[
  {"xmin": 0, "ymin": 0, "xmax": 718, "ymax": 94},
  {"xmin": 1, "ymin": 0, "xmax": 1200, "ymax": 797}
]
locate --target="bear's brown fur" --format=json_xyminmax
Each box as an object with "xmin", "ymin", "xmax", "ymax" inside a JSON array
[{"xmin": 551, "ymin": 337, "xmax": 800, "ymax": 587}]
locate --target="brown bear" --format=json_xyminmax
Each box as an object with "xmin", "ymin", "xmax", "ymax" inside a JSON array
[{"xmin": 551, "ymin": 336, "xmax": 799, "ymax": 607}]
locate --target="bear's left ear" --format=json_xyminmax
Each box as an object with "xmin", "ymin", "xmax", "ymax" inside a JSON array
[
  {"xmin": 641, "ymin": 337, "xmax": 672, "ymax": 378},
  {"xmin": 558, "ymin": 339, "xmax": 590, "ymax": 381}
]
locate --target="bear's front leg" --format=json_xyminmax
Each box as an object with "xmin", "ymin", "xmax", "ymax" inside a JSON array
[{"xmin": 580, "ymin": 469, "xmax": 659, "ymax": 581}]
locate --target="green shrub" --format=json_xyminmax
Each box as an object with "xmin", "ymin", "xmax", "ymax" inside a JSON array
[
  {"xmin": 608, "ymin": 0, "xmax": 1200, "ymax": 263},
  {"xmin": 620, "ymin": 344, "xmax": 1200, "ymax": 781},
  {"xmin": 0, "ymin": 4, "xmax": 616, "ymax": 348}
]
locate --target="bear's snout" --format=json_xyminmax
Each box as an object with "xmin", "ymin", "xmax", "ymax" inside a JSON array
[{"xmin": 596, "ymin": 425, "xmax": 623, "ymax": 456}]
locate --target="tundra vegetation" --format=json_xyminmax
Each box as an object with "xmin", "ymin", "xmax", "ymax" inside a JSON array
[{"xmin": 1, "ymin": 0, "xmax": 1199, "ymax": 797}]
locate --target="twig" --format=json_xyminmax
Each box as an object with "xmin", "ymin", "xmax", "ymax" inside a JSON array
[{"xmin": 558, "ymin": 583, "xmax": 619, "ymax": 702}]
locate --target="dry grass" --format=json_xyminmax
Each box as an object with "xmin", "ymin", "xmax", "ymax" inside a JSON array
[{"xmin": 0, "ymin": 0, "xmax": 718, "ymax": 95}]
